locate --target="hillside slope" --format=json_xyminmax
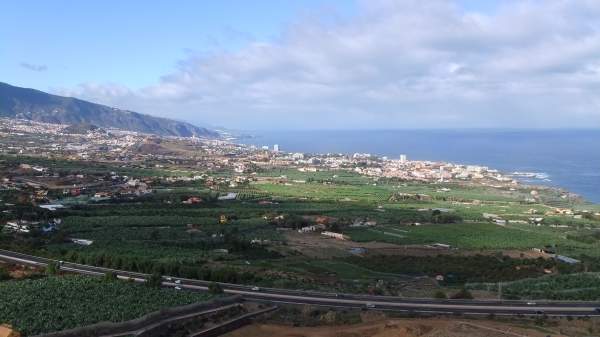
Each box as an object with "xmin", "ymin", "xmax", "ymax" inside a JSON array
[{"xmin": 0, "ymin": 82, "xmax": 217, "ymax": 137}]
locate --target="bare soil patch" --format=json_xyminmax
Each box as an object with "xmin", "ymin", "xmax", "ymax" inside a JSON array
[{"xmin": 224, "ymin": 318, "xmax": 566, "ymax": 337}]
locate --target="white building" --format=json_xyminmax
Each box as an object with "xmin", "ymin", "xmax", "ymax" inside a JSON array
[
  {"xmin": 71, "ymin": 238, "xmax": 94, "ymax": 246},
  {"xmin": 321, "ymin": 231, "xmax": 349, "ymax": 240},
  {"xmin": 273, "ymin": 144, "xmax": 279, "ymax": 152},
  {"xmin": 400, "ymin": 154, "xmax": 407, "ymax": 163}
]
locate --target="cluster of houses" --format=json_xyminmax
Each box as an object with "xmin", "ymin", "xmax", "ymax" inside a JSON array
[
  {"xmin": 482, "ymin": 207, "xmax": 596, "ymax": 227},
  {"xmin": 4, "ymin": 218, "xmax": 61, "ymax": 234}
]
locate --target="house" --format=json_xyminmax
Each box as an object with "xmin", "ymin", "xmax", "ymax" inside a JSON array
[
  {"xmin": 298, "ymin": 224, "xmax": 325, "ymax": 233},
  {"xmin": 39, "ymin": 204, "xmax": 64, "ymax": 211},
  {"xmin": 483, "ymin": 213, "xmax": 500, "ymax": 219},
  {"xmin": 219, "ymin": 214, "xmax": 228, "ymax": 224},
  {"xmin": 4, "ymin": 220, "xmax": 38, "ymax": 233},
  {"xmin": 71, "ymin": 238, "xmax": 93, "ymax": 246},
  {"xmin": 321, "ymin": 231, "xmax": 349, "ymax": 240},
  {"xmin": 250, "ymin": 238, "xmax": 270, "ymax": 245},
  {"xmin": 92, "ymin": 192, "xmax": 111, "ymax": 201},
  {"xmin": 494, "ymin": 219, "xmax": 507, "ymax": 226},
  {"xmin": 350, "ymin": 219, "xmax": 377, "ymax": 227},
  {"xmin": 182, "ymin": 196, "xmax": 203, "ymax": 204},
  {"xmin": 529, "ymin": 217, "xmax": 544, "ymax": 225},
  {"xmin": 314, "ymin": 216, "xmax": 337, "ymax": 225}
]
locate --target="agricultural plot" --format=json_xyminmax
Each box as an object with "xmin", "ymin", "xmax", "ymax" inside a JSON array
[
  {"xmin": 469, "ymin": 273, "xmax": 600, "ymax": 301},
  {"xmin": 255, "ymin": 168, "xmax": 369, "ymax": 184},
  {"xmin": 0, "ymin": 275, "xmax": 211, "ymax": 335},
  {"xmin": 253, "ymin": 181, "xmax": 392, "ymax": 202},
  {"xmin": 49, "ymin": 211, "xmax": 281, "ymax": 262},
  {"xmin": 345, "ymin": 222, "xmax": 597, "ymax": 256}
]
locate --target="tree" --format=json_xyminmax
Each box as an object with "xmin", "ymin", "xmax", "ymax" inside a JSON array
[
  {"xmin": 45, "ymin": 262, "xmax": 59, "ymax": 276},
  {"xmin": 433, "ymin": 290, "xmax": 447, "ymax": 299},
  {"xmin": 146, "ymin": 272, "xmax": 163, "ymax": 288},
  {"xmin": 208, "ymin": 282, "xmax": 224, "ymax": 294},
  {"xmin": 103, "ymin": 271, "xmax": 117, "ymax": 282},
  {"xmin": 451, "ymin": 288, "xmax": 474, "ymax": 299},
  {"xmin": 0, "ymin": 267, "xmax": 10, "ymax": 281}
]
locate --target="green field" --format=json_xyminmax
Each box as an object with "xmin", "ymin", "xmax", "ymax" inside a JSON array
[
  {"xmin": 345, "ymin": 222, "xmax": 597, "ymax": 255},
  {"xmin": 2, "ymin": 162, "xmax": 600, "ymax": 300},
  {"xmin": 469, "ymin": 273, "xmax": 600, "ymax": 300},
  {"xmin": 0, "ymin": 275, "xmax": 211, "ymax": 335}
]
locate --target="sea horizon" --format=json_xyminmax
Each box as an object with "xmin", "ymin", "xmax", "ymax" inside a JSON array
[{"xmin": 241, "ymin": 129, "xmax": 600, "ymax": 204}]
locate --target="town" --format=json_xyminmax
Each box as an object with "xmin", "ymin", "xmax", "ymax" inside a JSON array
[{"xmin": 2, "ymin": 118, "xmax": 600, "ymax": 337}]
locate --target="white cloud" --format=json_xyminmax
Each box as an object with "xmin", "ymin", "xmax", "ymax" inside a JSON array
[
  {"xmin": 57, "ymin": 0, "xmax": 600, "ymax": 129},
  {"xmin": 20, "ymin": 62, "xmax": 48, "ymax": 72}
]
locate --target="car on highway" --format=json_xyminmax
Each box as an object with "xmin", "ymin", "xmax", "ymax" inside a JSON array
[
  {"xmin": 365, "ymin": 303, "xmax": 376, "ymax": 309},
  {"xmin": 174, "ymin": 286, "xmax": 182, "ymax": 290},
  {"xmin": 251, "ymin": 286, "xmax": 260, "ymax": 291},
  {"xmin": 527, "ymin": 302, "xmax": 537, "ymax": 306},
  {"xmin": 174, "ymin": 279, "xmax": 181, "ymax": 284},
  {"xmin": 166, "ymin": 277, "xmax": 172, "ymax": 281}
]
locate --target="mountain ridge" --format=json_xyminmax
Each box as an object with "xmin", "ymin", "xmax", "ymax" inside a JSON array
[{"xmin": 0, "ymin": 82, "xmax": 217, "ymax": 138}]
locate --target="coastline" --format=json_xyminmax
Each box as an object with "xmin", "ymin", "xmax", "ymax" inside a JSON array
[{"xmin": 238, "ymin": 129, "xmax": 600, "ymax": 204}]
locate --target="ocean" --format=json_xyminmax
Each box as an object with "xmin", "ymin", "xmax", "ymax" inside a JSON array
[{"xmin": 242, "ymin": 129, "xmax": 600, "ymax": 203}]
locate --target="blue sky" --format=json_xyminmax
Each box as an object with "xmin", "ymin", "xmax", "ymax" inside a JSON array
[
  {"xmin": 2, "ymin": 0, "xmax": 599, "ymax": 130},
  {"xmin": 2, "ymin": 0, "xmax": 357, "ymax": 89}
]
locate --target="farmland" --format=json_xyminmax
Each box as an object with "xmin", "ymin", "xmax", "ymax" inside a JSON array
[
  {"xmin": 2, "ymin": 158, "xmax": 600, "ymax": 299},
  {"xmin": 468, "ymin": 273, "xmax": 600, "ymax": 301},
  {"xmin": 345, "ymin": 222, "xmax": 596, "ymax": 255},
  {"xmin": 0, "ymin": 275, "xmax": 212, "ymax": 335}
]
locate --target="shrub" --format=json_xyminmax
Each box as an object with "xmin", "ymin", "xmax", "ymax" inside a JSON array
[
  {"xmin": 433, "ymin": 290, "xmax": 447, "ymax": 299},
  {"xmin": 451, "ymin": 288, "xmax": 473, "ymax": 299},
  {"xmin": 208, "ymin": 282, "xmax": 224, "ymax": 294}
]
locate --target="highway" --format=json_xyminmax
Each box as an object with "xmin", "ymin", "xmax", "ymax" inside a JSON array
[{"xmin": 1, "ymin": 248, "xmax": 599, "ymax": 317}]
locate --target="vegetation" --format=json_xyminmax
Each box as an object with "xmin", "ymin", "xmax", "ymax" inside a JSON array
[
  {"xmin": 0, "ymin": 267, "xmax": 10, "ymax": 281},
  {"xmin": 451, "ymin": 288, "xmax": 474, "ymax": 299},
  {"xmin": 45, "ymin": 262, "xmax": 59, "ymax": 275},
  {"xmin": 208, "ymin": 281, "xmax": 224, "ymax": 294},
  {"xmin": 346, "ymin": 255, "xmax": 572, "ymax": 284},
  {"xmin": 0, "ymin": 275, "xmax": 211, "ymax": 335},
  {"xmin": 2, "ymin": 162, "xmax": 600, "ymax": 301},
  {"xmin": 469, "ymin": 273, "xmax": 600, "ymax": 301}
]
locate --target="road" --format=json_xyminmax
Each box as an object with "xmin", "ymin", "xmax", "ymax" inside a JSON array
[{"xmin": 1, "ymin": 249, "xmax": 599, "ymax": 317}]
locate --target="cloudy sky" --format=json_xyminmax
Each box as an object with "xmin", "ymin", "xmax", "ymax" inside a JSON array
[{"xmin": 2, "ymin": 0, "xmax": 600, "ymax": 129}]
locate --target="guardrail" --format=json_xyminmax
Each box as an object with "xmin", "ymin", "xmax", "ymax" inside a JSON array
[
  {"xmin": 2, "ymin": 248, "xmax": 600, "ymax": 310},
  {"xmin": 32, "ymin": 296, "xmax": 242, "ymax": 337},
  {"xmin": 188, "ymin": 305, "xmax": 278, "ymax": 337}
]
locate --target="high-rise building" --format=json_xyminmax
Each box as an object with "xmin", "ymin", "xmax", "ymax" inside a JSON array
[
  {"xmin": 400, "ymin": 154, "xmax": 407, "ymax": 163},
  {"xmin": 273, "ymin": 144, "xmax": 280, "ymax": 152}
]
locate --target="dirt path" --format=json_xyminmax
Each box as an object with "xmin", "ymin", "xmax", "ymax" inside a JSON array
[{"xmin": 223, "ymin": 318, "xmax": 567, "ymax": 337}]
